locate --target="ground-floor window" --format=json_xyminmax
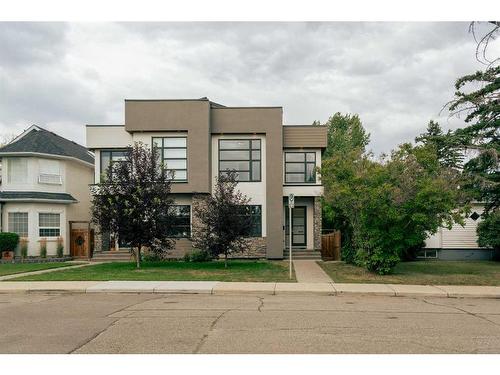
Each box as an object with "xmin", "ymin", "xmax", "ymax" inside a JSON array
[
  {"xmin": 8, "ymin": 212, "xmax": 28, "ymax": 237},
  {"xmin": 242, "ymin": 205, "xmax": 262, "ymax": 237},
  {"xmin": 169, "ymin": 205, "xmax": 191, "ymax": 238},
  {"xmin": 416, "ymin": 249, "xmax": 438, "ymax": 259},
  {"xmin": 39, "ymin": 213, "xmax": 61, "ymax": 237}
]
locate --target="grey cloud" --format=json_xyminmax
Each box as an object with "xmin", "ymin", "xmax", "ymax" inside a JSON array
[{"xmin": 0, "ymin": 22, "xmax": 495, "ymax": 155}]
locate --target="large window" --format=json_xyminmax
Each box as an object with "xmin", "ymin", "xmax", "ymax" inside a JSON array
[
  {"xmin": 7, "ymin": 158, "xmax": 28, "ymax": 184},
  {"xmin": 152, "ymin": 137, "xmax": 187, "ymax": 181},
  {"xmin": 169, "ymin": 205, "xmax": 191, "ymax": 238},
  {"xmin": 219, "ymin": 139, "xmax": 261, "ymax": 182},
  {"xmin": 8, "ymin": 212, "xmax": 28, "ymax": 237},
  {"xmin": 39, "ymin": 159, "xmax": 62, "ymax": 185},
  {"xmin": 239, "ymin": 205, "xmax": 262, "ymax": 237},
  {"xmin": 100, "ymin": 150, "xmax": 128, "ymax": 180},
  {"xmin": 39, "ymin": 213, "xmax": 60, "ymax": 237},
  {"xmin": 285, "ymin": 152, "xmax": 316, "ymax": 183}
]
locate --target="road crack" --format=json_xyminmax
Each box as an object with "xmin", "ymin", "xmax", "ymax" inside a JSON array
[{"xmin": 193, "ymin": 309, "xmax": 232, "ymax": 354}]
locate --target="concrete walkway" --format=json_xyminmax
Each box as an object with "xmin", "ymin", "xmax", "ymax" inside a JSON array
[
  {"xmin": 0, "ymin": 261, "xmax": 98, "ymax": 281},
  {"xmin": 293, "ymin": 260, "xmax": 333, "ymax": 283},
  {"xmin": 1, "ymin": 280, "xmax": 499, "ymax": 298}
]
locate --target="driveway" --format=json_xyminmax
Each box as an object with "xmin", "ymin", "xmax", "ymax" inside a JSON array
[{"xmin": 0, "ymin": 293, "xmax": 499, "ymax": 353}]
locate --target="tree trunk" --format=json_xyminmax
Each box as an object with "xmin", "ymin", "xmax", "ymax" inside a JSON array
[
  {"xmin": 136, "ymin": 244, "xmax": 141, "ymax": 269},
  {"xmin": 224, "ymin": 253, "xmax": 228, "ymax": 268}
]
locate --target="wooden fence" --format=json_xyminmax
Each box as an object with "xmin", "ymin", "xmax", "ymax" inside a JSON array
[{"xmin": 321, "ymin": 231, "xmax": 341, "ymax": 261}]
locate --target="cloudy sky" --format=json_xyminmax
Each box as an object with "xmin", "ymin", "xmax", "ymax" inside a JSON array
[{"xmin": 0, "ymin": 22, "xmax": 498, "ymax": 154}]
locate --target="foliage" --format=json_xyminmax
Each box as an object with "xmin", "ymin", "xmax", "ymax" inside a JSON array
[
  {"xmin": 415, "ymin": 120, "xmax": 464, "ymax": 169},
  {"xmin": 183, "ymin": 249, "xmax": 212, "ymax": 262},
  {"xmin": 322, "ymin": 121, "xmax": 467, "ymax": 274},
  {"xmin": 0, "ymin": 232, "xmax": 20, "ymax": 254},
  {"xmin": 477, "ymin": 210, "xmax": 500, "ymax": 251},
  {"xmin": 322, "ymin": 112, "xmax": 370, "ymax": 159},
  {"xmin": 446, "ymin": 66, "xmax": 500, "ymax": 213},
  {"xmin": 39, "ymin": 239, "xmax": 47, "ymax": 258},
  {"xmin": 56, "ymin": 237, "xmax": 64, "ymax": 258},
  {"xmin": 191, "ymin": 170, "xmax": 255, "ymax": 267},
  {"xmin": 90, "ymin": 142, "xmax": 177, "ymax": 268},
  {"xmin": 20, "ymin": 238, "xmax": 28, "ymax": 260}
]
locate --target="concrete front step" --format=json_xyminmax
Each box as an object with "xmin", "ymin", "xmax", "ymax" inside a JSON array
[
  {"xmin": 283, "ymin": 251, "xmax": 322, "ymax": 260},
  {"xmin": 91, "ymin": 251, "xmax": 133, "ymax": 262}
]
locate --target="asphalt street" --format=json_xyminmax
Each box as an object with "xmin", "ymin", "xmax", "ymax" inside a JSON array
[{"xmin": 0, "ymin": 292, "xmax": 499, "ymax": 354}]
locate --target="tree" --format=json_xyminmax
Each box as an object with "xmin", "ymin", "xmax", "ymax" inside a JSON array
[
  {"xmin": 477, "ymin": 210, "xmax": 500, "ymax": 253},
  {"xmin": 415, "ymin": 120, "xmax": 464, "ymax": 169},
  {"xmin": 191, "ymin": 170, "xmax": 255, "ymax": 267},
  {"xmin": 322, "ymin": 113, "xmax": 370, "ymax": 159},
  {"xmin": 322, "ymin": 123, "xmax": 467, "ymax": 274},
  {"xmin": 90, "ymin": 142, "xmax": 177, "ymax": 268}
]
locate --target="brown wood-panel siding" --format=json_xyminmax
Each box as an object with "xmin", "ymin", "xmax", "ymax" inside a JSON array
[{"xmin": 283, "ymin": 126, "xmax": 327, "ymax": 148}]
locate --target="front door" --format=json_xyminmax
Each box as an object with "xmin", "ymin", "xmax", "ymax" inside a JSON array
[
  {"xmin": 285, "ymin": 206, "xmax": 307, "ymax": 247},
  {"xmin": 70, "ymin": 229, "xmax": 89, "ymax": 258}
]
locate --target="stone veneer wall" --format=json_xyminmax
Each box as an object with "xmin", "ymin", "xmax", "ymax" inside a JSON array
[{"xmin": 314, "ymin": 197, "xmax": 322, "ymax": 250}]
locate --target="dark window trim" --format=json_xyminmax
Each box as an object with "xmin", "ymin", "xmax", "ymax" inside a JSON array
[
  {"xmin": 152, "ymin": 136, "xmax": 188, "ymax": 182},
  {"xmin": 241, "ymin": 204, "xmax": 262, "ymax": 237},
  {"xmin": 285, "ymin": 205, "xmax": 307, "ymax": 246},
  {"xmin": 218, "ymin": 139, "xmax": 262, "ymax": 182},
  {"xmin": 284, "ymin": 151, "xmax": 316, "ymax": 184},
  {"xmin": 169, "ymin": 204, "xmax": 191, "ymax": 238},
  {"xmin": 100, "ymin": 149, "xmax": 129, "ymax": 181}
]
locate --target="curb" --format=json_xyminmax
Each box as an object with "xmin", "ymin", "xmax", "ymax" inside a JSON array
[{"xmin": 1, "ymin": 281, "xmax": 500, "ymax": 299}]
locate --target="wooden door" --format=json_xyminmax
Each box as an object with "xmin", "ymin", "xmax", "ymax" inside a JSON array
[{"xmin": 70, "ymin": 229, "xmax": 89, "ymax": 257}]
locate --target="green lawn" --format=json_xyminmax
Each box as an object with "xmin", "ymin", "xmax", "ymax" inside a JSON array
[
  {"xmin": 0, "ymin": 262, "xmax": 74, "ymax": 277},
  {"xmin": 11, "ymin": 260, "xmax": 295, "ymax": 282},
  {"xmin": 319, "ymin": 260, "xmax": 500, "ymax": 285}
]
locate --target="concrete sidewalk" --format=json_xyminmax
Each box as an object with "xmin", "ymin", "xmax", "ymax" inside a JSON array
[
  {"xmin": 293, "ymin": 260, "xmax": 332, "ymax": 283},
  {"xmin": 1, "ymin": 280, "xmax": 500, "ymax": 298}
]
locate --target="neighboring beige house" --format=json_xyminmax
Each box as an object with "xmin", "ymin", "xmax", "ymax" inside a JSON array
[
  {"xmin": 86, "ymin": 98, "xmax": 327, "ymax": 259},
  {"xmin": 423, "ymin": 202, "xmax": 494, "ymax": 260},
  {"xmin": 0, "ymin": 126, "xmax": 94, "ymax": 258}
]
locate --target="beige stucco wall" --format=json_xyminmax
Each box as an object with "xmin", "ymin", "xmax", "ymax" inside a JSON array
[{"xmin": 124, "ymin": 100, "xmax": 211, "ymax": 194}]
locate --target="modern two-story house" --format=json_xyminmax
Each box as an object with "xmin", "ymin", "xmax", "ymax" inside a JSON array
[
  {"xmin": 86, "ymin": 98, "xmax": 327, "ymax": 259},
  {"xmin": 0, "ymin": 126, "xmax": 94, "ymax": 258}
]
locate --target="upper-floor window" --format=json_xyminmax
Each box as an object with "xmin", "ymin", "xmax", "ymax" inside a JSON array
[
  {"xmin": 39, "ymin": 159, "xmax": 62, "ymax": 185},
  {"xmin": 219, "ymin": 139, "xmax": 261, "ymax": 182},
  {"xmin": 8, "ymin": 212, "xmax": 28, "ymax": 237},
  {"xmin": 153, "ymin": 137, "xmax": 187, "ymax": 181},
  {"xmin": 7, "ymin": 158, "xmax": 28, "ymax": 184},
  {"xmin": 100, "ymin": 150, "xmax": 128, "ymax": 180},
  {"xmin": 285, "ymin": 152, "xmax": 316, "ymax": 183}
]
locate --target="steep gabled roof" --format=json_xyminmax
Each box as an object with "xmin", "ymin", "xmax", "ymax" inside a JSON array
[{"xmin": 0, "ymin": 125, "xmax": 94, "ymax": 164}]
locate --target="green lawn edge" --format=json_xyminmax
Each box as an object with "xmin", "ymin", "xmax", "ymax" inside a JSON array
[{"xmin": 0, "ymin": 262, "xmax": 75, "ymax": 277}]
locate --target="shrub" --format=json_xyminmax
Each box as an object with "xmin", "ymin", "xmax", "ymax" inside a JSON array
[
  {"xmin": 56, "ymin": 237, "xmax": 64, "ymax": 258},
  {"xmin": 40, "ymin": 238, "xmax": 47, "ymax": 258},
  {"xmin": 477, "ymin": 210, "xmax": 500, "ymax": 252},
  {"xmin": 20, "ymin": 238, "xmax": 28, "ymax": 260},
  {"xmin": 184, "ymin": 249, "xmax": 212, "ymax": 262},
  {"xmin": 0, "ymin": 232, "xmax": 20, "ymax": 255}
]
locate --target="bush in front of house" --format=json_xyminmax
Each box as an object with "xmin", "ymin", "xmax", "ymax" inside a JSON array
[
  {"xmin": 183, "ymin": 249, "xmax": 212, "ymax": 262},
  {"xmin": 20, "ymin": 238, "xmax": 28, "ymax": 260},
  {"xmin": 40, "ymin": 238, "xmax": 47, "ymax": 258},
  {"xmin": 56, "ymin": 237, "xmax": 64, "ymax": 258},
  {"xmin": 0, "ymin": 232, "xmax": 20, "ymax": 258}
]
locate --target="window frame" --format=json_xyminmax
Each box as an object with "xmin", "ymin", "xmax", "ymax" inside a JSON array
[
  {"xmin": 284, "ymin": 151, "xmax": 317, "ymax": 184},
  {"xmin": 239, "ymin": 204, "xmax": 262, "ymax": 237},
  {"xmin": 7, "ymin": 157, "xmax": 28, "ymax": 184},
  {"xmin": 169, "ymin": 205, "xmax": 191, "ymax": 238},
  {"xmin": 218, "ymin": 139, "xmax": 261, "ymax": 182},
  {"xmin": 152, "ymin": 137, "xmax": 188, "ymax": 182},
  {"xmin": 100, "ymin": 149, "xmax": 129, "ymax": 181},
  {"xmin": 38, "ymin": 212, "xmax": 61, "ymax": 238},
  {"xmin": 8, "ymin": 212, "xmax": 29, "ymax": 237}
]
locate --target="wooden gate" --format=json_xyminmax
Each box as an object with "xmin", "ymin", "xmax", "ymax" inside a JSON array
[
  {"xmin": 321, "ymin": 231, "xmax": 341, "ymax": 260},
  {"xmin": 70, "ymin": 229, "xmax": 90, "ymax": 258}
]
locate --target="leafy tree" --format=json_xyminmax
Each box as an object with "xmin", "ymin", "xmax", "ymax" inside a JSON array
[
  {"xmin": 90, "ymin": 142, "xmax": 177, "ymax": 268},
  {"xmin": 477, "ymin": 210, "xmax": 500, "ymax": 252},
  {"xmin": 322, "ymin": 135, "xmax": 467, "ymax": 274},
  {"xmin": 415, "ymin": 120, "xmax": 464, "ymax": 169},
  {"xmin": 191, "ymin": 170, "xmax": 255, "ymax": 267},
  {"xmin": 322, "ymin": 113, "xmax": 370, "ymax": 158}
]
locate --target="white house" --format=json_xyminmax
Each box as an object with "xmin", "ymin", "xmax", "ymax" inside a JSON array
[{"xmin": 0, "ymin": 126, "xmax": 94, "ymax": 258}]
